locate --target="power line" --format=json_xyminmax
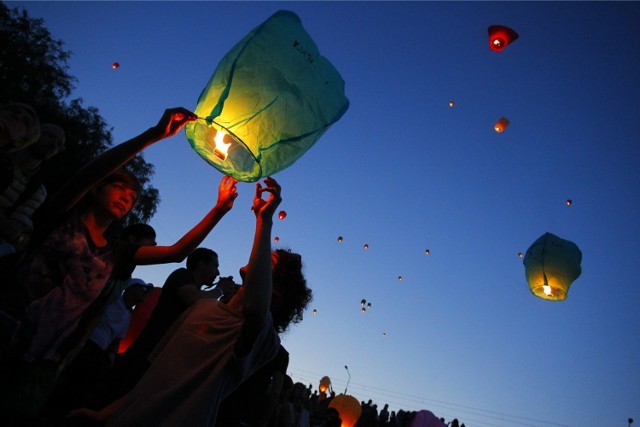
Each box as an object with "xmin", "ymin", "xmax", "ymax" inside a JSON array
[{"xmin": 288, "ymin": 367, "xmax": 573, "ymax": 427}]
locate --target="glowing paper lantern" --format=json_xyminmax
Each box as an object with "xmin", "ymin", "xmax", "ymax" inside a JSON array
[
  {"xmin": 361, "ymin": 307, "xmax": 366, "ymax": 313},
  {"xmin": 337, "ymin": 236, "xmax": 343, "ymax": 243},
  {"xmin": 360, "ymin": 299, "xmax": 366, "ymax": 306},
  {"xmin": 319, "ymin": 376, "xmax": 331, "ymax": 393},
  {"xmin": 398, "ymin": 275, "xmax": 403, "ymax": 281},
  {"xmin": 363, "ymin": 244, "xmax": 369, "ymax": 250},
  {"xmin": 313, "ymin": 309, "xmax": 317, "ymax": 315},
  {"xmin": 494, "ymin": 117, "xmax": 510, "ymax": 133},
  {"xmin": 185, "ymin": 10, "xmax": 350, "ymax": 182},
  {"xmin": 112, "ymin": 62, "xmax": 120, "ymax": 69},
  {"xmin": 449, "ymin": 101, "xmax": 455, "ymax": 107},
  {"xmin": 518, "ymin": 252, "xmax": 523, "ymax": 258},
  {"xmin": 566, "ymin": 199, "xmax": 573, "ymax": 206},
  {"xmin": 523, "ymin": 232, "xmax": 582, "ymax": 301},
  {"xmin": 425, "ymin": 249, "xmax": 430, "ymax": 255},
  {"xmin": 274, "ymin": 236, "xmax": 280, "ymax": 242},
  {"xmin": 329, "ymin": 394, "xmax": 362, "ymax": 427},
  {"xmin": 488, "ymin": 25, "xmax": 519, "ymax": 52},
  {"xmin": 278, "ymin": 210, "xmax": 287, "ymax": 220}
]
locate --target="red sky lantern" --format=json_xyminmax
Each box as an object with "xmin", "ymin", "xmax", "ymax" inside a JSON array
[
  {"xmin": 494, "ymin": 117, "xmax": 510, "ymax": 133},
  {"xmin": 363, "ymin": 243, "xmax": 369, "ymax": 250},
  {"xmin": 112, "ymin": 62, "xmax": 120, "ymax": 69},
  {"xmin": 566, "ymin": 199, "xmax": 573, "ymax": 206},
  {"xmin": 274, "ymin": 236, "xmax": 279, "ymax": 242},
  {"xmin": 278, "ymin": 210, "xmax": 287, "ymax": 220},
  {"xmin": 488, "ymin": 25, "xmax": 519, "ymax": 52}
]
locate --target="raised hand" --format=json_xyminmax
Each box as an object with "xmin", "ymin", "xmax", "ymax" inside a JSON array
[{"xmin": 251, "ymin": 177, "xmax": 282, "ymax": 220}]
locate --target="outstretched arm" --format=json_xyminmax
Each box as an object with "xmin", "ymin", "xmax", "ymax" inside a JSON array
[
  {"xmin": 46, "ymin": 108, "xmax": 197, "ymax": 217},
  {"xmin": 235, "ymin": 177, "xmax": 281, "ymax": 355},
  {"xmin": 133, "ymin": 175, "xmax": 238, "ymax": 265}
]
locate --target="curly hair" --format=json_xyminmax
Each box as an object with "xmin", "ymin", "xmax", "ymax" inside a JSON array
[{"xmin": 271, "ymin": 248, "xmax": 313, "ymax": 334}]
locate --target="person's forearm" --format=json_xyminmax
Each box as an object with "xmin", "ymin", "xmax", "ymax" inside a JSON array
[{"xmin": 243, "ymin": 217, "xmax": 273, "ymax": 320}]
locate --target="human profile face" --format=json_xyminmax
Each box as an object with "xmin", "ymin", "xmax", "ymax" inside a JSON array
[
  {"xmin": 201, "ymin": 255, "xmax": 220, "ymax": 286},
  {"xmin": 95, "ymin": 181, "xmax": 138, "ymax": 219}
]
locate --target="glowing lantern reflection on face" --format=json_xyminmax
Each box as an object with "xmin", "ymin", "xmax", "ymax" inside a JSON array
[
  {"xmin": 494, "ymin": 117, "xmax": 510, "ymax": 133},
  {"xmin": 278, "ymin": 210, "xmax": 287, "ymax": 220},
  {"xmin": 329, "ymin": 394, "xmax": 362, "ymax": 427},
  {"xmin": 185, "ymin": 10, "xmax": 349, "ymax": 182},
  {"xmin": 319, "ymin": 376, "xmax": 331, "ymax": 393},
  {"xmin": 523, "ymin": 232, "xmax": 582, "ymax": 301},
  {"xmin": 488, "ymin": 25, "xmax": 519, "ymax": 52}
]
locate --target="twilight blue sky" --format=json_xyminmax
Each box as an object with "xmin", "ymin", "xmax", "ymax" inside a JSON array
[{"xmin": 10, "ymin": 1, "xmax": 640, "ymax": 426}]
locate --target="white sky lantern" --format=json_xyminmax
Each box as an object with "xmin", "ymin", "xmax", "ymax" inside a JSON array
[{"xmin": 523, "ymin": 232, "xmax": 582, "ymax": 301}]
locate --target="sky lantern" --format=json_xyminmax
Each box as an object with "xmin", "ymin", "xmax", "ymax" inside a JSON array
[
  {"xmin": 494, "ymin": 117, "xmax": 510, "ymax": 133},
  {"xmin": 111, "ymin": 62, "xmax": 119, "ymax": 69},
  {"xmin": 488, "ymin": 25, "xmax": 519, "ymax": 52},
  {"xmin": 449, "ymin": 100, "xmax": 454, "ymax": 107},
  {"xmin": 274, "ymin": 236, "xmax": 280, "ymax": 243},
  {"xmin": 278, "ymin": 210, "xmax": 287, "ymax": 220},
  {"xmin": 337, "ymin": 236, "xmax": 343, "ymax": 243},
  {"xmin": 313, "ymin": 309, "xmax": 317, "ymax": 315},
  {"xmin": 518, "ymin": 252, "xmax": 523, "ymax": 258},
  {"xmin": 360, "ymin": 299, "xmax": 366, "ymax": 306},
  {"xmin": 566, "ymin": 199, "xmax": 573, "ymax": 206},
  {"xmin": 398, "ymin": 275, "xmax": 403, "ymax": 281},
  {"xmin": 363, "ymin": 244, "xmax": 369, "ymax": 250},
  {"xmin": 425, "ymin": 249, "xmax": 430, "ymax": 255},
  {"xmin": 329, "ymin": 394, "xmax": 362, "ymax": 427},
  {"xmin": 185, "ymin": 10, "xmax": 349, "ymax": 182},
  {"xmin": 319, "ymin": 376, "xmax": 331, "ymax": 394},
  {"xmin": 523, "ymin": 232, "xmax": 582, "ymax": 301}
]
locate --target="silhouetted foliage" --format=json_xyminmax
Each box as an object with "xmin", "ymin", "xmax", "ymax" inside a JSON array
[{"xmin": 0, "ymin": 2, "xmax": 158, "ymax": 224}]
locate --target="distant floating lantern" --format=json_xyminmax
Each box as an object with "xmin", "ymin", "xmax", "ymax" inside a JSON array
[
  {"xmin": 398, "ymin": 275, "xmax": 403, "ymax": 281},
  {"xmin": 363, "ymin": 244, "xmax": 369, "ymax": 250},
  {"xmin": 274, "ymin": 236, "xmax": 280, "ymax": 242},
  {"xmin": 112, "ymin": 62, "xmax": 120, "ymax": 69},
  {"xmin": 361, "ymin": 307, "xmax": 366, "ymax": 313},
  {"xmin": 360, "ymin": 299, "xmax": 366, "ymax": 306},
  {"xmin": 488, "ymin": 25, "xmax": 519, "ymax": 52},
  {"xmin": 449, "ymin": 101, "xmax": 455, "ymax": 107},
  {"xmin": 518, "ymin": 252, "xmax": 523, "ymax": 258},
  {"xmin": 329, "ymin": 394, "xmax": 362, "ymax": 427},
  {"xmin": 566, "ymin": 199, "xmax": 572, "ymax": 206},
  {"xmin": 425, "ymin": 249, "xmax": 430, "ymax": 255},
  {"xmin": 338, "ymin": 236, "xmax": 343, "ymax": 243},
  {"xmin": 278, "ymin": 210, "xmax": 287, "ymax": 220},
  {"xmin": 382, "ymin": 332, "xmax": 387, "ymax": 337},
  {"xmin": 523, "ymin": 232, "xmax": 582, "ymax": 301},
  {"xmin": 185, "ymin": 10, "xmax": 349, "ymax": 182},
  {"xmin": 494, "ymin": 117, "xmax": 510, "ymax": 133},
  {"xmin": 319, "ymin": 376, "xmax": 331, "ymax": 393},
  {"xmin": 313, "ymin": 309, "xmax": 317, "ymax": 315},
  {"xmin": 367, "ymin": 302, "xmax": 371, "ymax": 309}
]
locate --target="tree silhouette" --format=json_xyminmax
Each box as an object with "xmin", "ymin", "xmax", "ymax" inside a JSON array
[{"xmin": 0, "ymin": 2, "xmax": 158, "ymax": 225}]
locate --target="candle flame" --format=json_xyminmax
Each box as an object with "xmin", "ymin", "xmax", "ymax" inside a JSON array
[
  {"xmin": 543, "ymin": 284, "xmax": 553, "ymax": 296},
  {"xmin": 213, "ymin": 130, "xmax": 231, "ymax": 160}
]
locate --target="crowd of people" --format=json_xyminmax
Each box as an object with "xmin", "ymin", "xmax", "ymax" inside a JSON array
[{"xmin": 0, "ymin": 102, "xmax": 314, "ymax": 426}]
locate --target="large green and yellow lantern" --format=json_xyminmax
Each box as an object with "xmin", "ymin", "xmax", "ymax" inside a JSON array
[
  {"xmin": 185, "ymin": 10, "xmax": 349, "ymax": 182},
  {"xmin": 523, "ymin": 232, "xmax": 582, "ymax": 301}
]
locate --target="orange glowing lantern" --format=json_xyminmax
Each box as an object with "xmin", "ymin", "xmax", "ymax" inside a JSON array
[
  {"xmin": 319, "ymin": 376, "xmax": 331, "ymax": 393},
  {"xmin": 363, "ymin": 244, "xmax": 369, "ymax": 250},
  {"xmin": 494, "ymin": 117, "xmax": 510, "ymax": 133},
  {"xmin": 313, "ymin": 309, "xmax": 317, "ymax": 315},
  {"xmin": 338, "ymin": 236, "xmax": 343, "ymax": 243},
  {"xmin": 518, "ymin": 252, "xmax": 523, "ymax": 258},
  {"xmin": 329, "ymin": 394, "xmax": 362, "ymax": 427},
  {"xmin": 274, "ymin": 236, "xmax": 280, "ymax": 242},
  {"xmin": 425, "ymin": 249, "xmax": 430, "ymax": 255},
  {"xmin": 449, "ymin": 101, "xmax": 455, "ymax": 107},
  {"xmin": 112, "ymin": 62, "xmax": 120, "ymax": 69},
  {"xmin": 278, "ymin": 210, "xmax": 287, "ymax": 220},
  {"xmin": 566, "ymin": 199, "xmax": 573, "ymax": 206},
  {"xmin": 488, "ymin": 25, "xmax": 519, "ymax": 52},
  {"xmin": 523, "ymin": 232, "xmax": 582, "ymax": 301},
  {"xmin": 361, "ymin": 307, "xmax": 366, "ymax": 313}
]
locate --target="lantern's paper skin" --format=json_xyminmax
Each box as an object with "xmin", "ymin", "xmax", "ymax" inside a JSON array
[
  {"xmin": 328, "ymin": 394, "xmax": 362, "ymax": 427},
  {"xmin": 523, "ymin": 232, "xmax": 582, "ymax": 301},
  {"xmin": 185, "ymin": 10, "xmax": 350, "ymax": 182}
]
